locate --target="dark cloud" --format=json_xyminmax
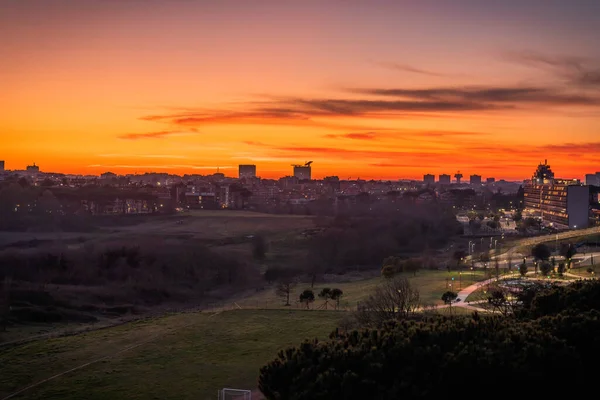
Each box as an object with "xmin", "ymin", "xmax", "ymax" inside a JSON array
[
  {"xmin": 352, "ymin": 86, "xmax": 599, "ymax": 105},
  {"xmin": 291, "ymin": 98, "xmax": 502, "ymax": 115},
  {"xmin": 377, "ymin": 62, "xmax": 449, "ymax": 77},
  {"xmin": 139, "ymin": 83, "xmax": 600, "ymax": 129},
  {"xmin": 369, "ymin": 162, "xmax": 439, "ymax": 168},
  {"xmin": 504, "ymin": 50, "xmax": 600, "ymax": 87}
]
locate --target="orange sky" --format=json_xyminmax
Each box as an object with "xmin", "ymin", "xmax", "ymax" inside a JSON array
[{"xmin": 2, "ymin": 1, "xmax": 600, "ymax": 180}]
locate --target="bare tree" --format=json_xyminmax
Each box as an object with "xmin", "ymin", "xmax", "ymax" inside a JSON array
[
  {"xmin": 275, "ymin": 279, "xmax": 297, "ymax": 306},
  {"xmin": 355, "ymin": 276, "xmax": 420, "ymax": 327}
]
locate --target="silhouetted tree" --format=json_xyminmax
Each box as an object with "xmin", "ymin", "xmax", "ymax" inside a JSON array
[
  {"xmin": 442, "ymin": 291, "xmax": 458, "ymax": 305},
  {"xmin": 513, "ymin": 210, "xmax": 523, "ymax": 222},
  {"xmin": 318, "ymin": 287, "xmax": 332, "ymax": 309},
  {"xmin": 519, "ymin": 262, "xmax": 528, "ymax": 277},
  {"xmin": 540, "ymin": 262, "xmax": 552, "ymax": 277},
  {"xmin": 381, "ymin": 264, "xmax": 396, "ymax": 279},
  {"xmin": 532, "ymin": 243, "xmax": 551, "ymax": 262},
  {"xmin": 330, "ymin": 288, "xmax": 344, "ymax": 309},
  {"xmin": 557, "ymin": 262, "xmax": 566, "ymax": 277},
  {"xmin": 299, "ymin": 289, "xmax": 315, "ymax": 309}
]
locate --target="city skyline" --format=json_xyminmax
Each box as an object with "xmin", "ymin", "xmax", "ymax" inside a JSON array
[{"xmin": 2, "ymin": 1, "xmax": 600, "ymax": 180}]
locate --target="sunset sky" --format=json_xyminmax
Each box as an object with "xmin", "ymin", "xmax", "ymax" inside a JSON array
[{"xmin": 2, "ymin": 0, "xmax": 600, "ymax": 180}]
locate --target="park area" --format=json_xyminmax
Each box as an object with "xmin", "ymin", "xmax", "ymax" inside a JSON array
[
  {"xmin": 0, "ymin": 310, "xmax": 339, "ymax": 400},
  {"xmin": 0, "ymin": 266, "xmax": 488, "ymax": 399},
  {"xmin": 230, "ymin": 269, "xmax": 488, "ymax": 310}
]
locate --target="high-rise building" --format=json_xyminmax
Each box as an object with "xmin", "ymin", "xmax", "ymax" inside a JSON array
[
  {"xmin": 486, "ymin": 177, "xmax": 495, "ymax": 183},
  {"xmin": 585, "ymin": 172, "xmax": 600, "ymax": 186},
  {"xmin": 524, "ymin": 162, "xmax": 589, "ymax": 228},
  {"xmin": 470, "ymin": 175, "xmax": 482, "ymax": 185},
  {"xmin": 439, "ymin": 174, "xmax": 451, "ymax": 184},
  {"xmin": 0, "ymin": 160, "xmax": 4, "ymax": 172},
  {"xmin": 423, "ymin": 174, "xmax": 435, "ymax": 184},
  {"xmin": 238, "ymin": 164, "xmax": 257, "ymax": 179},
  {"xmin": 293, "ymin": 161, "xmax": 312, "ymax": 180},
  {"xmin": 532, "ymin": 159, "xmax": 554, "ymax": 183}
]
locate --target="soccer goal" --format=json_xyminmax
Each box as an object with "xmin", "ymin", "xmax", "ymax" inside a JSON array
[{"xmin": 218, "ymin": 388, "xmax": 252, "ymax": 400}]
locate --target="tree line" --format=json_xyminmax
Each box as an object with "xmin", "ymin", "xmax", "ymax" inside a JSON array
[{"xmin": 259, "ymin": 279, "xmax": 600, "ymax": 399}]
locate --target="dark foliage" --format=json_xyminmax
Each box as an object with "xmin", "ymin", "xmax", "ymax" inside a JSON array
[
  {"xmin": 299, "ymin": 289, "xmax": 315, "ymax": 309},
  {"xmin": 559, "ymin": 243, "xmax": 577, "ymax": 260},
  {"xmin": 531, "ymin": 243, "xmax": 551, "ymax": 261},
  {"xmin": 0, "ymin": 242, "xmax": 254, "ymax": 323},
  {"xmin": 540, "ymin": 262, "xmax": 552, "ymax": 276},
  {"xmin": 441, "ymin": 290, "xmax": 457, "ymax": 304},
  {"xmin": 259, "ymin": 281, "xmax": 600, "ymax": 399},
  {"xmin": 307, "ymin": 203, "xmax": 460, "ymax": 271}
]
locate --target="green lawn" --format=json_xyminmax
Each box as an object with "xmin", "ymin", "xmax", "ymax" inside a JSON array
[
  {"xmin": 0, "ymin": 310, "xmax": 339, "ymax": 400},
  {"xmin": 233, "ymin": 269, "xmax": 488, "ymax": 310},
  {"xmin": 568, "ymin": 266, "xmax": 598, "ymax": 278}
]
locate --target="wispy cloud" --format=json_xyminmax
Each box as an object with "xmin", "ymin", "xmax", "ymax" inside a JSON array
[
  {"xmin": 503, "ymin": 50, "xmax": 600, "ymax": 87},
  {"xmin": 98, "ymin": 154, "xmax": 189, "ymax": 159},
  {"xmin": 369, "ymin": 162, "xmax": 441, "ymax": 168},
  {"xmin": 325, "ymin": 130, "xmax": 488, "ymax": 141},
  {"xmin": 118, "ymin": 130, "xmax": 198, "ymax": 140},
  {"xmin": 325, "ymin": 132, "xmax": 380, "ymax": 140},
  {"xmin": 543, "ymin": 142, "xmax": 600, "ymax": 153},
  {"xmin": 376, "ymin": 62, "xmax": 450, "ymax": 77},
  {"xmin": 87, "ymin": 164, "xmax": 233, "ymax": 169}
]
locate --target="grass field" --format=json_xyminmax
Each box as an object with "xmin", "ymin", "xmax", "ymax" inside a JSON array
[
  {"xmin": 0, "ymin": 310, "xmax": 340, "ymax": 400},
  {"xmin": 232, "ymin": 269, "xmax": 488, "ymax": 310},
  {"xmin": 0, "ymin": 210, "xmax": 316, "ymax": 249}
]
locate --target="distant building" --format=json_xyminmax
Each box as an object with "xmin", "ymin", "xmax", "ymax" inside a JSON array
[
  {"xmin": 26, "ymin": 163, "xmax": 40, "ymax": 173},
  {"xmin": 454, "ymin": 171, "xmax": 463, "ymax": 184},
  {"xmin": 486, "ymin": 177, "xmax": 496, "ymax": 183},
  {"xmin": 423, "ymin": 174, "xmax": 435, "ymax": 185},
  {"xmin": 324, "ymin": 176, "xmax": 340, "ymax": 192},
  {"xmin": 439, "ymin": 174, "xmax": 451, "ymax": 185},
  {"xmin": 238, "ymin": 164, "xmax": 257, "ymax": 179},
  {"xmin": 293, "ymin": 164, "xmax": 312, "ymax": 180},
  {"xmin": 470, "ymin": 175, "xmax": 482, "ymax": 185},
  {"xmin": 0, "ymin": 160, "xmax": 4, "ymax": 172},
  {"xmin": 585, "ymin": 172, "xmax": 600, "ymax": 186},
  {"xmin": 100, "ymin": 172, "xmax": 117, "ymax": 180}
]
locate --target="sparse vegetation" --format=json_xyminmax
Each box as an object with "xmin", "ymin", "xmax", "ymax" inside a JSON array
[{"xmin": 0, "ymin": 310, "xmax": 338, "ymax": 400}]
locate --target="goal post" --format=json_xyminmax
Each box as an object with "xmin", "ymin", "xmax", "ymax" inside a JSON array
[{"xmin": 218, "ymin": 388, "xmax": 252, "ymax": 400}]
